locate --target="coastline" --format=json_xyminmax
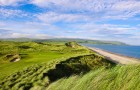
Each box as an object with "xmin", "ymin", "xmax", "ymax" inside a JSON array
[{"xmin": 87, "ymin": 46, "xmax": 140, "ymax": 64}]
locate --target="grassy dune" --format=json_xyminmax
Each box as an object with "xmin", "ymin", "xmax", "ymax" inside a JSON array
[
  {"xmin": 0, "ymin": 41, "xmax": 116, "ymax": 90},
  {"xmin": 0, "ymin": 41, "xmax": 94, "ymax": 90},
  {"xmin": 0, "ymin": 53, "xmax": 115, "ymax": 90},
  {"xmin": 0, "ymin": 41, "xmax": 139, "ymax": 90},
  {"xmin": 0, "ymin": 41, "xmax": 91, "ymax": 80},
  {"xmin": 47, "ymin": 65, "xmax": 140, "ymax": 90}
]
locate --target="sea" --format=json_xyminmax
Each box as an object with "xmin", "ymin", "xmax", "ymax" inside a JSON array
[{"xmin": 81, "ymin": 44, "xmax": 140, "ymax": 59}]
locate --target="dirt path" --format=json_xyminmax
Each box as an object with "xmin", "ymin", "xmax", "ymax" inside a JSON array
[{"xmin": 88, "ymin": 47, "xmax": 140, "ymax": 64}]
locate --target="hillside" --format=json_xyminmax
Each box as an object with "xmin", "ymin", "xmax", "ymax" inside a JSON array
[
  {"xmin": 45, "ymin": 38, "xmax": 127, "ymax": 45},
  {"xmin": 0, "ymin": 41, "xmax": 91, "ymax": 79},
  {"xmin": 0, "ymin": 38, "xmax": 127, "ymax": 45},
  {"xmin": 0, "ymin": 54, "xmax": 115, "ymax": 90},
  {"xmin": 0, "ymin": 41, "xmax": 138, "ymax": 90},
  {"xmin": 0, "ymin": 41, "xmax": 116, "ymax": 90},
  {"xmin": 47, "ymin": 65, "xmax": 140, "ymax": 90}
]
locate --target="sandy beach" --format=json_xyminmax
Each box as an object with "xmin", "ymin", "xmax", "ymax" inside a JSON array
[{"xmin": 88, "ymin": 47, "xmax": 140, "ymax": 64}]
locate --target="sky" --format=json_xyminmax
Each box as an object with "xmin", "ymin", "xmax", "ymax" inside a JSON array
[{"xmin": 0, "ymin": 0, "xmax": 140, "ymax": 45}]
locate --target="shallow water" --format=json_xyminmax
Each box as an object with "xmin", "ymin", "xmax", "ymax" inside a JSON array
[{"xmin": 81, "ymin": 44, "xmax": 140, "ymax": 59}]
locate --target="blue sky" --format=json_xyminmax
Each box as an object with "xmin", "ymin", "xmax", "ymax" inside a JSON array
[{"xmin": 0, "ymin": 0, "xmax": 140, "ymax": 45}]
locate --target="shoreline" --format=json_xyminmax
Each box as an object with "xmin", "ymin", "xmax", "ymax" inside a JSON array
[
  {"xmin": 91, "ymin": 47, "xmax": 140, "ymax": 60},
  {"xmin": 87, "ymin": 46, "xmax": 140, "ymax": 64}
]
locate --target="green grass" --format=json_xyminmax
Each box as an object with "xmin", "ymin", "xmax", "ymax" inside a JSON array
[
  {"xmin": 47, "ymin": 65, "xmax": 140, "ymax": 90},
  {"xmin": 0, "ymin": 53, "xmax": 115, "ymax": 90},
  {"xmin": 0, "ymin": 52, "xmax": 63, "ymax": 79},
  {"xmin": 0, "ymin": 41, "xmax": 138, "ymax": 90},
  {"xmin": 0, "ymin": 41, "xmax": 91, "ymax": 80},
  {"xmin": 0, "ymin": 41, "xmax": 96, "ymax": 90},
  {"xmin": 0, "ymin": 41, "xmax": 116, "ymax": 90}
]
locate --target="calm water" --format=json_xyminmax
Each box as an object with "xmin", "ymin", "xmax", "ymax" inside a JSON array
[{"xmin": 81, "ymin": 44, "xmax": 140, "ymax": 59}]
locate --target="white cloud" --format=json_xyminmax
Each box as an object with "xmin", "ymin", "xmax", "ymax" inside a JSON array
[
  {"xmin": 0, "ymin": 22, "xmax": 5, "ymax": 26},
  {"xmin": 36, "ymin": 12, "xmax": 90, "ymax": 23},
  {"xmin": 31, "ymin": 0, "xmax": 112, "ymax": 11},
  {"xmin": 11, "ymin": 33, "xmax": 30, "ymax": 38},
  {"xmin": 0, "ymin": 0, "xmax": 23, "ymax": 6},
  {"xmin": 112, "ymin": 1, "xmax": 140, "ymax": 11},
  {"xmin": 0, "ymin": 8, "xmax": 28, "ymax": 17},
  {"xmin": 31, "ymin": 0, "xmax": 140, "ymax": 20},
  {"xmin": 0, "ymin": 0, "xmax": 140, "ymax": 20},
  {"xmin": 1, "ymin": 0, "xmax": 140, "ymax": 21},
  {"xmin": 104, "ymin": 1, "xmax": 140, "ymax": 19},
  {"xmin": 31, "ymin": 0, "xmax": 48, "ymax": 7},
  {"xmin": 0, "ymin": 21, "xmax": 61, "ymax": 37},
  {"xmin": 62, "ymin": 23, "xmax": 139, "ymax": 39},
  {"xmin": 0, "ymin": 32, "xmax": 55, "ymax": 39},
  {"xmin": 35, "ymin": 34, "xmax": 56, "ymax": 39}
]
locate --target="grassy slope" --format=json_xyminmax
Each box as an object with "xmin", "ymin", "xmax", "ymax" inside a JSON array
[
  {"xmin": 0, "ymin": 41, "xmax": 91, "ymax": 80},
  {"xmin": 0, "ymin": 41, "xmax": 138, "ymax": 90},
  {"xmin": 0, "ymin": 54, "xmax": 115, "ymax": 90},
  {"xmin": 47, "ymin": 65, "xmax": 140, "ymax": 90},
  {"xmin": 0, "ymin": 41, "xmax": 116, "ymax": 90},
  {"xmin": 0, "ymin": 41, "xmax": 98, "ymax": 90}
]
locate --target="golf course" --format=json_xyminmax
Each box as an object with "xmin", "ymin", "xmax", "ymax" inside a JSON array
[{"xmin": 0, "ymin": 40, "xmax": 140, "ymax": 90}]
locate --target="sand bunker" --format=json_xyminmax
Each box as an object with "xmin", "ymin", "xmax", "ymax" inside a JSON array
[{"xmin": 5, "ymin": 54, "xmax": 21, "ymax": 62}]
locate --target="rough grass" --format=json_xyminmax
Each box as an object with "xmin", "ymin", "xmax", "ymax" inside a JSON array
[
  {"xmin": 47, "ymin": 65, "xmax": 140, "ymax": 90},
  {"xmin": 43, "ymin": 54, "xmax": 115, "ymax": 83},
  {"xmin": 0, "ymin": 41, "xmax": 95, "ymax": 90},
  {"xmin": 0, "ymin": 41, "xmax": 92, "ymax": 80},
  {"xmin": 0, "ymin": 41, "xmax": 116, "ymax": 90},
  {"xmin": 1, "ymin": 41, "xmax": 138, "ymax": 90},
  {"xmin": 0, "ymin": 54, "xmax": 115, "ymax": 90}
]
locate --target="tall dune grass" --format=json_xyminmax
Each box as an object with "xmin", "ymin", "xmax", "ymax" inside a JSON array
[{"xmin": 47, "ymin": 65, "xmax": 140, "ymax": 90}]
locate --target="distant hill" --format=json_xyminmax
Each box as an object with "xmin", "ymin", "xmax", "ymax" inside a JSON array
[
  {"xmin": 0, "ymin": 38, "xmax": 34, "ymax": 42},
  {"xmin": 0, "ymin": 38, "xmax": 127, "ymax": 45},
  {"xmin": 42, "ymin": 38, "xmax": 127, "ymax": 45}
]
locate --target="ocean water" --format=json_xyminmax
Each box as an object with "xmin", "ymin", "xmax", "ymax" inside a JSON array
[{"xmin": 81, "ymin": 44, "xmax": 140, "ymax": 59}]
